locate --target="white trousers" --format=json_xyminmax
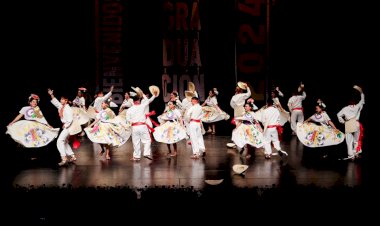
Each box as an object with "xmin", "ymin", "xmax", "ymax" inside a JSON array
[
  {"xmin": 132, "ymin": 125, "xmax": 151, "ymax": 159},
  {"xmin": 263, "ymin": 127, "xmax": 281, "ymax": 155},
  {"xmin": 290, "ymin": 110, "xmax": 304, "ymax": 132},
  {"xmin": 189, "ymin": 122, "xmax": 205, "ymax": 155},
  {"xmin": 346, "ymin": 129, "xmax": 360, "ymax": 157},
  {"xmin": 57, "ymin": 128, "xmax": 74, "ymax": 157}
]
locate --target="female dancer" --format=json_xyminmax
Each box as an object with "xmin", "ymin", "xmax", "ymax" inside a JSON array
[
  {"xmin": 153, "ymin": 101, "xmax": 187, "ymax": 157},
  {"xmin": 231, "ymin": 101, "xmax": 264, "ymax": 158},
  {"xmin": 7, "ymin": 94, "xmax": 59, "ymax": 148},
  {"xmin": 201, "ymin": 88, "xmax": 230, "ymax": 134},
  {"xmin": 298, "ymin": 103, "xmax": 344, "ymax": 148},
  {"xmin": 85, "ymin": 98, "xmax": 130, "ymax": 160},
  {"xmin": 72, "ymin": 87, "xmax": 90, "ymax": 136}
]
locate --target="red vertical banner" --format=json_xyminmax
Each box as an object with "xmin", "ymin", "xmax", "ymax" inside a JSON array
[
  {"xmin": 236, "ymin": 0, "xmax": 270, "ymax": 102},
  {"xmin": 161, "ymin": 0, "xmax": 205, "ymax": 102},
  {"xmin": 95, "ymin": 0, "xmax": 125, "ymax": 104}
]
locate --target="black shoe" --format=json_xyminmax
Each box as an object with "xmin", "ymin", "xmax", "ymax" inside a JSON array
[
  {"xmin": 278, "ymin": 150, "xmax": 288, "ymax": 157},
  {"xmin": 144, "ymin": 155, "xmax": 152, "ymax": 160}
]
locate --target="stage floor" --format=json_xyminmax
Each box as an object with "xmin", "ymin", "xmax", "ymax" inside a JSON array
[{"xmin": 10, "ymin": 135, "xmax": 361, "ymax": 189}]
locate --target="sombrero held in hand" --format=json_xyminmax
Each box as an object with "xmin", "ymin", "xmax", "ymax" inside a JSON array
[
  {"xmin": 188, "ymin": 82, "xmax": 195, "ymax": 92},
  {"xmin": 131, "ymin": 86, "xmax": 144, "ymax": 98},
  {"xmin": 237, "ymin": 81, "xmax": 247, "ymax": 90},
  {"xmin": 149, "ymin": 85, "xmax": 160, "ymax": 97},
  {"xmin": 298, "ymin": 82, "xmax": 305, "ymax": 92},
  {"xmin": 185, "ymin": 90, "xmax": 197, "ymax": 101},
  {"xmin": 353, "ymin": 85, "xmax": 362, "ymax": 93}
]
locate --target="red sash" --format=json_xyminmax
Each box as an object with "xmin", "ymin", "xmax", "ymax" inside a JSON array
[
  {"xmin": 145, "ymin": 110, "xmax": 160, "ymax": 127},
  {"xmin": 356, "ymin": 122, "xmax": 364, "ymax": 152},
  {"xmin": 132, "ymin": 122, "xmax": 155, "ymax": 142},
  {"xmin": 231, "ymin": 117, "xmax": 236, "ymax": 125}
]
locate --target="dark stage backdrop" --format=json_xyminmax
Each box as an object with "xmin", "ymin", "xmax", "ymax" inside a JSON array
[
  {"xmin": 2, "ymin": 0, "xmax": 96, "ymax": 132},
  {"xmin": 93, "ymin": 0, "xmax": 272, "ymax": 135},
  {"xmin": 2, "ymin": 0, "xmax": 371, "ymax": 139},
  {"xmin": 93, "ymin": 0, "xmax": 370, "ymax": 136}
]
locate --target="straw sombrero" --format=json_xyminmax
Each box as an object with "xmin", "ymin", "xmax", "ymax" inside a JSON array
[
  {"xmin": 131, "ymin": 86, "xmax": 144, "ymax": 98},
  {"xmin": 226, "ymin": 142, "xmax": 236, "ymax": 148},
  {"xmin": 205, "ymin": 179, "xmax": 224, "ymax": 185},
  {"xmin": 185, "ymin": 90, "xmax": 196, "ymax": 101},
  {"xmin": 298, "ymin": 83, "xmax": 305, "ymax": 92},
  {"xmin": 237, "ymin": 81, "xmax": 247, "ymax": 90},
  {"xmin": 188, "ymin": 82, "xmax": 195, "ymax": 92},
  {"xmin": 345, "ymin": 118, "xmax": 359, "ymax": 133},
  {"xmin": 353, "ymin": 85, "xmax": 362, "ymax": 93},
  {"xmin": 232, "ymin": 164, "xmax": 249, "ymax": 174},
  {"xmin": 149, "ymin": 85, "xmax": 160, "ymax": 97}
]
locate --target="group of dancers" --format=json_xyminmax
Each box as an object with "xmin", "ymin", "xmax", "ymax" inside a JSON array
[
  {"xmin": 231, "ymin": 82, "xmax": 364, "ymax": 161},
  {"xmin": 6, "ymin": 81, "xmax": 365, "ymax": 166}
]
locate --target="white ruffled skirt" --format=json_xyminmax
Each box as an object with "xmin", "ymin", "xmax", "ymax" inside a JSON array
[
  {"xmin": 6, "ymin": 120, "xmax": 59, "ymax": 148},
  {"xmin": 231, "ymin": 123, "xmax": 264, "ymax": 149},
  {"xmin": 153, "ymin": 121, "xmax": 187, "ymax": 144},
  {"xmin": 72, "ymin": 107, "xmax": 90, "ymax": 125},
  {"xmin": 84, "ymin": 120, "xmax": 130, "ymax": 147},
  {"xmin": 201, "ymin": 106, "xmax": 230, "ymax": 123},
  {"xmin": 296, "ymin": 122, "xmax": 345, "ymax": 147}
]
